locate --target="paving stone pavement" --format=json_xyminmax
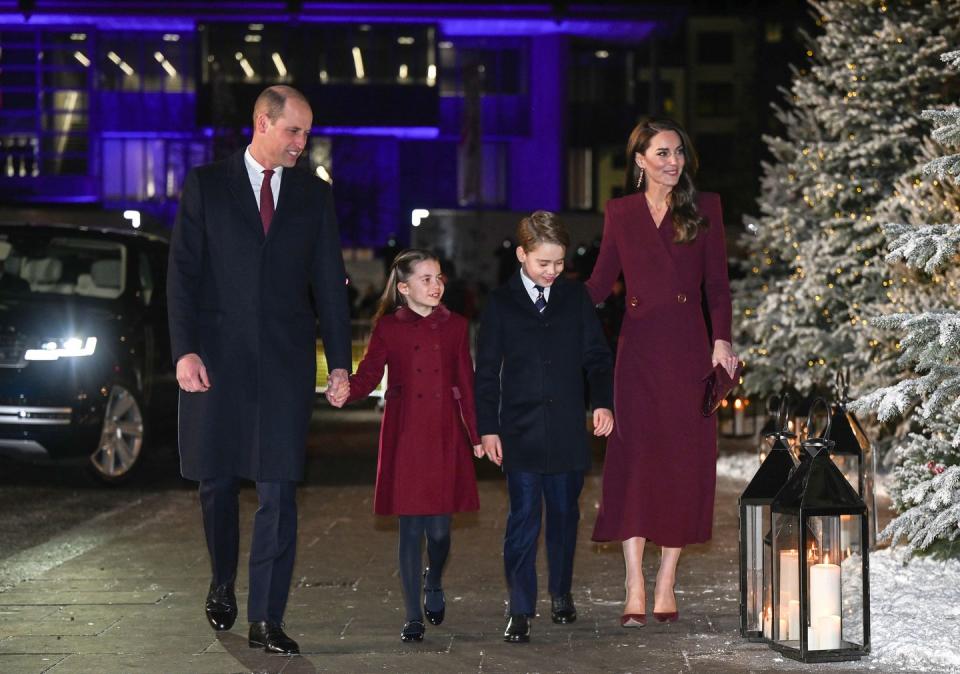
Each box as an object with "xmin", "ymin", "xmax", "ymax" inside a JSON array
[{"xmin": 0, "ymin": 456, "xmax": 907, "ymax": 673}]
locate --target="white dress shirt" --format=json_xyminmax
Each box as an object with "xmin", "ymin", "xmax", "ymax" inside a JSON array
[
  {"xmin": 243, "ymin": 146, "xmax": 282, "ymax": 210},
  {"xmin": 519, "ymin": 268, "xmax": 551, "ymax": 304}
]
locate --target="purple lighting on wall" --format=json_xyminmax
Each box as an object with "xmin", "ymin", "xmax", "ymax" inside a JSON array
[{"xmin": 439, "ymin": 19, "xmax": 659, "ymax": 39}]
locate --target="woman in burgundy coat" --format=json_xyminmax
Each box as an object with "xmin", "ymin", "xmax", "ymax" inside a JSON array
[
  {"xmin": 340, "ymin": 249, "xmax": 482, "ymax": 643},
  {"xmin": 586, "ymin": 118, "xmax": 739, "ymax": 627}
]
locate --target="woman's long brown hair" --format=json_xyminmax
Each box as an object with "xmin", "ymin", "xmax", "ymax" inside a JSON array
[{"xmin": 624, "ymin": 117, "xmax": 708, "ymax": 244}]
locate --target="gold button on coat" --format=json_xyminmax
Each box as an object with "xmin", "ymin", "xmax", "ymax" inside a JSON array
[
  {"xmin": 629, "ymin": 296, "xmax": 639, "ymax": 307},
  {"xmin": 677, "ymin": 293, "xmax": 687, "ymax": 304}
]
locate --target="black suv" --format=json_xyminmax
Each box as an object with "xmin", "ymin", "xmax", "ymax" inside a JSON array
[{"xmin": 0, "ymin": 223, "xmax": 176, "ymax": 483}]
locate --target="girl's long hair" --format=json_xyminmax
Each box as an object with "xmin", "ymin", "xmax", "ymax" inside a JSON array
[
  {"xmin": 624, "ymin": 116, "xmax": 708, "ymax": 244},
  {"xmin": 373, "ymin": 248, "xmax": 441, "ymax": 323}
]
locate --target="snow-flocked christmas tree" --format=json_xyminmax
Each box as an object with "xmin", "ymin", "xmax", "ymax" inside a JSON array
[
  {"xmin": 852, "ymin": 49, "xmax": 960, "ymax": 556},
  {"xmin": 735, "ymin": 0, "xmax": 960, "ymax": 400}
]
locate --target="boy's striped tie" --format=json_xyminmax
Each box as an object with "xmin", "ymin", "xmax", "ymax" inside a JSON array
[{"xmin": 533, "ymin": 285, "xmax": 547, "ymax": 312}]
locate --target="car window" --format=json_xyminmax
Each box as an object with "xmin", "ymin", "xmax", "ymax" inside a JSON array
[{"xmin": 0, "ymin": 233, "xmax": 126, "ymax": 300}]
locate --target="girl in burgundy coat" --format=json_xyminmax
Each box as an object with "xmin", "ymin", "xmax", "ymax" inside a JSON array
[
  {"xmin": 586, "ymin": 118, "xmax": 739, "ymax": 627},
  {"xmin": 341, "ymin": 249, "xmax": 482, "ymax": 643}
]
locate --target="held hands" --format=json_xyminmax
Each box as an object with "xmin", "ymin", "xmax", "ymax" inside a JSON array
[
  {"xmin": 176, "ymin": 353, "xmax": 210, "ymax": 392},
  {"xmin": 593, "ymin": 408, "xmax": 614, "ymax": 437},
  {"xmin": 712, "ymin": 339, "xmax": 739, "ymax": 379},
  {"xmin": 472, "ymin": 443, "xmax": 484, "ymax": 458},
  {"xmin": 481, "ymin": 434, "xmax": 503, "ymax": 466},
  {"xmin": 325, "ymin": 368, "xmax": 350, "ymax": 407}
]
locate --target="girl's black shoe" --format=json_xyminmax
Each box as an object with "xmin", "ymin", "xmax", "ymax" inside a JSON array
[{"xmin": 401, "ymin": 619, "xmax": 425, "ymax": 642}]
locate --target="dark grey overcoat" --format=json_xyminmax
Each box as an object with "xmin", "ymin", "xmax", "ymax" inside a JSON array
[{"xmin": 167, "ymin": 151, "xmax": 351, "ymax": 481}]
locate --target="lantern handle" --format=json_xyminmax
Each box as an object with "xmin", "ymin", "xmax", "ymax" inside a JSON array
[
  {"xmin": 805, "ymin": 396, "xmax": 832, "ymax": 442},
  {"xmin": 835, "ymin": 368, "xmax": 850, "ymax": 404},
  {"xmin": 776, "ymin": 393, "xmax": 792, "ymax": 434}
]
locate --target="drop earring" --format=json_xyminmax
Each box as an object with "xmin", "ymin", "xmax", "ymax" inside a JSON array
[{"xmin": 636, "ymin": 166, "xmax": 644, "ymax": 190}]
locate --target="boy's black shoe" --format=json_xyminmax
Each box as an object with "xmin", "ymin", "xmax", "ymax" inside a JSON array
[
  {"xmin": 504, "ymin": 613, "xmax": 531, "ymax": 643},
  {"xmin": 551, "ymin": 593, "xmax": 577, "ymax": 624}
]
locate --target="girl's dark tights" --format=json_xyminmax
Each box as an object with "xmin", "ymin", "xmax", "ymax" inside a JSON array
[{"xmin": 397, "ymin": 514, "xmax": 451, "ymax": 621}]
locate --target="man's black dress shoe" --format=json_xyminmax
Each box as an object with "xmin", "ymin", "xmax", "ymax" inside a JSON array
[
  {"xmin": 423, "ymin": 568, "xmax": 445, "ymax": 625},
  {"xmin": 551, "ymin": 593, "xmax": 577, "ymax": 624},
  {"xmin": 205, "ymin": 583, "xmax": 237, "ymax": 631},
  {"xmin": 401, "ymin": 619, "xmax": 425, "ymax": 642},
  {"xmin": 503, "ymin": 613, "xmax": 530, "ymax": 643},
  {"xmin": 248, "ymin": 621, "xmax": 300, "ymax": 655}
]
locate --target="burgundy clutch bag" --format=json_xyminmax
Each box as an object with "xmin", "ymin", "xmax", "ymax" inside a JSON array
[{"xmin": 702, "ymin": 362, "xmax": 743, "ymax": 417}]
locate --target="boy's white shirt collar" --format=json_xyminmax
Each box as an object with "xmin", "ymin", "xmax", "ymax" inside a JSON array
[{"xmin": 519, "ymin": 268, "xmax": 551, "ymax": 302}]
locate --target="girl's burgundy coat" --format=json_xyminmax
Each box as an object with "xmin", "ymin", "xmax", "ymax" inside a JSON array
[{"xmin": 347, "ymin": 305, "xmax": 480, "ymax": 516}]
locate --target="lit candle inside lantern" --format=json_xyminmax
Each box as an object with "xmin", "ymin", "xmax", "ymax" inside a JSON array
[
  {"xmin": 763, "ymin": 606, "xmax": 772, "ymax": 639},
  {"xmin": 809, "ymin": 554, "xmax": 841, "ymax": 621},
  {"xmin": 779, "ymin": 617, "xmax": 787, "ymax": 639},
  {"xmin": 788, "ymin": 599, "xmax": 800, "ymax": 640},
  {"xmin": 778, "ymin": 549, "xmax": 799, "ymax": 631},
  {"xmin": 808, "ymin": 625, "xmax": 818, "ymax": 650},
  {"xmin": 733, "ymin": 398, "xmax": 745, "ymax": 434},
  {"xmin": 817, "ymin": 614, "xmax": 841, "ymax": 650}
]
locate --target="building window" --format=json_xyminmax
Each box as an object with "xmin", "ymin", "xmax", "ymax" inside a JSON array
[
  {"xmin": 696, "ymin": 31, "xmax": 734, "ymax": 65},
  {"xmin": 567, "ymin": 147, "xmax": 594, "ymax": 210},
  {"xmin": 695, "ymin": 82, "xmax": 736, "ymax": 117},
  {"xmin": 0, "ymin": 28, "xmax": 92, "ymax": 178}
]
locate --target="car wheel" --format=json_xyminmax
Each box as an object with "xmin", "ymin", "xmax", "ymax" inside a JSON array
[{"xmin": 89, "ymin": 385, "xmax": 144, "ymax": 483}]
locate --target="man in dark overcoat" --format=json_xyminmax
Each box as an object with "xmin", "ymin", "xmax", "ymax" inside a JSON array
[{"xmin": 167, "ymin": 85, "xmax": 351, "ymax": 655}]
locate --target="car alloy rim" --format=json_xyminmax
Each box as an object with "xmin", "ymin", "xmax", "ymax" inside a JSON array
[{"xmin": 91, "ymin": 385, "xmax": 143, "ymax": 478}]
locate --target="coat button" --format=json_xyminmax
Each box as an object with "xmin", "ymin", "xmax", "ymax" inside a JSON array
[
  {"xmin": 417, "ymin": 393, "xmax": 423, "ymax": 399},
  {"xmin": 434, "ymin": 392, "xmax": 440, "ymax": 399},
  {"xmin": 416, "ymin": 368, "xmax": 422, "ymax": 373},
  {"xmin": 432, "ymin": 344, "xmax": 440, "ymax": 351},
  {"xmin": 414, "ymin": 345, "xmax": 420, "ymax": 350},
  {"xmin": 677, "ymin": 293, "xmax": 687, "ymax": 304},
  {"xmin": 629, "ymin": 296, "xmax": 639, "ymax": 307}
]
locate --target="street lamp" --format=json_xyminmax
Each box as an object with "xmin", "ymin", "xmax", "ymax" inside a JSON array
[
  {"xmin": 769, "ymin": 398, "xmax": 871, "ymax": 663},
  {"xmin": 739, "ymin": 394, "xmax": 798, "ymax": 641}
]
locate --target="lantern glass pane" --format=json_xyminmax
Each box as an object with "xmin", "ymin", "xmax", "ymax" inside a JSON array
[
  {"xmin": 831, "ymin": 453, "xmax": 862, "ymax": 496},
  {"xmin": 744, "ymin": 504, "xmax": 764, "ymax": 634},
  {"xmin": 805, "ymin": 515, "xmax": 865, "ymax": 651},
  {"xmin": 772, "ymin": 512, "xmax": 801, "ymax": 645}
]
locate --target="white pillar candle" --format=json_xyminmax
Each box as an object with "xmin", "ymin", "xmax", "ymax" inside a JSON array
[
  {"xmin": 808, "ymin": 625, "xmax": 818, "ymax": 650},
  {"xmin": 809, "ymin": 558, "xmax": 841, "ymax": 621},
  {"xmin": 779, "ymin": 618, "xmax": 788, "ymax": 640},
  {"xmin": 763, "ymin": 609, "xmax": 772, "ymax": 639},
  {"xmin": 778, "ymin": 549, "xmax": 799, "ymax": 625},
  {"xmin": 788, "ymin": 599, "xmax": 800, "ymax": 640},
  {"xmin": 816, "ymin": 614, "xmax": 841, "ymax": 650}
]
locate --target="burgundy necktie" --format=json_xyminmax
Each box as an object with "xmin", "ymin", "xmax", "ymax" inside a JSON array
[{"xmin": 260, "ymin": 169, "xmax": 275, "ymax": 234}]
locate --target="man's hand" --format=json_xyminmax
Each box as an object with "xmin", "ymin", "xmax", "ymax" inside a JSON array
[
  {"xmin": 176, "ymin": 353, "xmax": 210, "ymax": 392},
  {"xmin": 481, "ymin": 434, "xmax": 503, "ymax": 466},
  {"xmin": 325, "ymin": 368, "xmax": 349, "ymax": 407},
  {"xmin": 593, "ymin": 408, "xmax": 614, "ymax": 437}
]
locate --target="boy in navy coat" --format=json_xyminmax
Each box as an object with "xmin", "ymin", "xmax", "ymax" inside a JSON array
[{"xmin": 474, "ymin": 211, "xmax": 614, "ymax": 643}]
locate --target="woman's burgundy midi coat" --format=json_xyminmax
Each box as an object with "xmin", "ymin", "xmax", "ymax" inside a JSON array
[
  {"xmin": 586, "ymin": 191, "xmax": 733, "ymax": 547},
  {"xmin": 347, "ymin": 305, "xmax": 480, "ymax": 516}
]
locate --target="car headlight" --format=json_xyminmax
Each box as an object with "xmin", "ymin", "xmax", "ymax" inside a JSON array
[{"xmin": 24, "ymin": 336, "xmax": 98, "ymax": 361}]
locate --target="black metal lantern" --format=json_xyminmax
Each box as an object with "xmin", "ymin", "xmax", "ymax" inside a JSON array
[
  {"xmin": 769, "ymin": 398, "xmax": 871, "ymax": 663},
  {"xmin": 829, "ymin": 370, "xmax": 878, "ymax": 549},
  {"xmin": 739, "ymin": 395, "xmax": 798, "ymax": 641}
]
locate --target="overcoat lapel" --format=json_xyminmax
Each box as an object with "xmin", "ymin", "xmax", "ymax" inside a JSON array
[
  {"xmin": 629, "ymin": 196, "xmax": 684, "ymax": 289},
  {"xmin": 226, "ymin": 152, "xmax": 267, "ymax": 243},
  {"xmin": 267, "ymin": 166, "xmax": 298, "ymax": 241},
  {"xmin": 508, "ymin": 271, "xmax": 544, "ymax": 319}
]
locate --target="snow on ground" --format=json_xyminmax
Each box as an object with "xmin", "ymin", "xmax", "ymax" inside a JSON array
[
  {"xmin": 869, "ymin": 547, "xmax": 960, "ymax": 671},
  {"xmin": 716, "ymin": 452, "xmax": 960, "ymax": 672},
  {"xmin": 716, "ymin": 451, "xmax": 760, "ymax": 483}
]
